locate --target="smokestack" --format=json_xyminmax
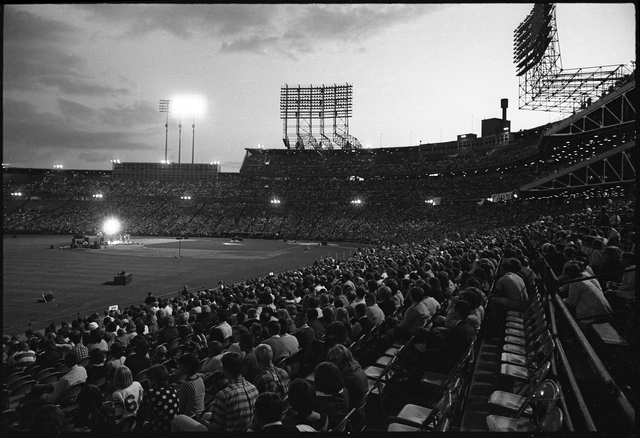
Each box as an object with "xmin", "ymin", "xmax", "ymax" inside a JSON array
[{"xmin": 501, "ymin": 98, "xmax": 508, "ymax": 121}]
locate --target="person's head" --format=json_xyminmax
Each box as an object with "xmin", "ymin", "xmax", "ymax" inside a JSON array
[
  {"xmin": 335, "ymin": 307, "xmax": 350, "ymax": 325},
  {"xmin": 77, "ymin": 384, "xmax": 104, "ymax": 412},
  {"xmin": 135, "ymin": 340, "xmax": 149, "ymax": 356},
  {"xmin": 178, "ymin": 353, "xmax": 199, "ymax": 376},
  {"xmin": 30, "ymin": 404, "xmax": 67, "ymax": 433},
  {"xmin": 364, "ymin": 292, "xmax": 377, "ymax": 307},
  {"xmin": 322, "ymin": 307, "xmax": 335, "ymax": 325},
  {"xmin": 147, "ymin": 363, "xmax": 170, "ymax": 388},
  {"xmin": 254, "ymin": 343, "xmax": 274, "ymax": 368},
  {"xmin": 563, "ymin": 263, "xmax": 583, "ymax": 279},
  {"xmin": 313, "ymin": 362, "xmax": 344, "ymax": 395},
  {"xmin": 90, "ymin": 348, "xmax": 104, "ymax": 365},
  {"xmin": 239, "ymin": 332, "xmax": 255, "ymax": 352},
  {"xmin": 327, "ymin": 344, "xmax": 358, "ymax": 374},
  {"xmin": 460, "ymin": 290, "xmax": 480, "ymax": 310},
  {"xmin": 154, "ymin": 344, "xmax": 167, "ymax": 358},
  {"xmin": 621, "ymin": 252, "xmax": 635, "ymax": 267},
  {"xmin": 306, "ymin": 308, "xmax": 318, "ymax": 322},
  {"xmin": 288, "ymin": 378, "xmax": 315, "ymax": 416},
  {"xmin": 454, "ymin": 300, "xmax": 472, "ymax": 320},
  {"xmin": 254, "ymin": 392, "xmax": 283, "ymax": 427},
  {"xmin": 409, "ymin": 287, "xmax": 424, "ymax": 303},
  {"xmin": 113, "ymin": 365, "xmax": 133, "ymax": 390},
  {"xmin": 354, "ymin": 303, "xmax": 366, "ymax": 318},
  {"xmin": 69, "ymin": 331, "xmax": 82, "ymax": 345},
  {"xmin": 110, "ymin": 342, "xmax": 124, "ymax": 359},
  {"xmin": 64, "ymin": 352, "xmax": 78, "ymax": 368},
  {"xmin": 267, "ymin": 320, "xmax": 280, "ymax": 336},
  {"xmin": 221, "ymin": 352, "xmax": 243, "ymax": 380},
  {"xmin": 377, "ymin": 285, "xmax": 392, "ymax": 302}
]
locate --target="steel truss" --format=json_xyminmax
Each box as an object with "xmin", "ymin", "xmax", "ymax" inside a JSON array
[
  {"xmin": 280, "ymin": 83, "xmax": 362, "ymax": 151},
  {"xmin": 516, "ymin": 3, "xmax": 633, "ymax": 113},
  {"xmin": 521, "ymin": 141, "xmax": 635, "ymax": 193}
]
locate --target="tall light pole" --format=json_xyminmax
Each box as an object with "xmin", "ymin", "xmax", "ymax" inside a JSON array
[
  {"xmin": 159, "ymin": 99, "xmax": 171, "ymax": 163},
  {"xmin": 173, "ymin": 96, "xmax": 204, "ymax": 164},
  {"xmin": 178, "ymin": 117, "xmax": 183, "ymax": 164},
  {"xmin": 191, "ymin": 118, "xmax": 196, "ymax": 164}
]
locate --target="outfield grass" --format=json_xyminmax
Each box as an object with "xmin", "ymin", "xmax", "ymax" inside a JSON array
[{"xmin": 3, "ymin": 235, "xmax": 362, "ymax": 336}]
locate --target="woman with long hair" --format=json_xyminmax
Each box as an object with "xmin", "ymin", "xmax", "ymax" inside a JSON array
[{"xmin": 110, "ymin": 365, "xmax": 144, "ymax": 420}]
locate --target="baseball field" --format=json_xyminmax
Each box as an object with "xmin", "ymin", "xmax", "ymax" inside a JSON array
[{"xmin": 2, "ymin": 234, "xmax": 362, "ymax": 336}]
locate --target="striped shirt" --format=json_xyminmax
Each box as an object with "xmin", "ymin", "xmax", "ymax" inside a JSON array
[
  {"xmin": 210, "ymin": 377, "xmax": 259, "ymax": 432},
  {"xmin": 177, "ymin": 375, "xmax": 205, "ymax": 418},
  {"xmin": 12, "ymin": 349, "xmax": 37, "ymax": 367}
]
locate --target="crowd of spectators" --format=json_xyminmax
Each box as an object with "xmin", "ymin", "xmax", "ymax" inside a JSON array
[{"xmin": 3, "ymin": 188, "xmax": 635, "ymax": 431}]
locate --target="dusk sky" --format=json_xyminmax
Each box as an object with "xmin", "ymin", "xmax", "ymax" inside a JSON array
[{"xmin": 3, "ymin": 3, "xmax": 636, "ymax": 173}]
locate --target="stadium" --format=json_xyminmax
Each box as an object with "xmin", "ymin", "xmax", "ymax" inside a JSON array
[{"xmin": 2, "ymin": 3, "xmax": 636, "ymax": 434}]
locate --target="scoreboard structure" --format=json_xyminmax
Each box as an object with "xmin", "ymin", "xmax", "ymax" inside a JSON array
[{"xmin": 280, "ymin": 83, "xmax": 362, "ymax": 150}]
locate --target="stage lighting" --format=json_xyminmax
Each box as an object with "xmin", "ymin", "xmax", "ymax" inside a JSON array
[{"xmin": 103, "ymin": 218, "xmax": 121, "ymax": 235}]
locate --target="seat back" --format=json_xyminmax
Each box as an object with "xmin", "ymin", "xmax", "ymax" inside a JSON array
[
  {"xmin": 537, "ymin": 406, "xmax": 564, "ymax": 432},
  {"xmin": 117, "ymin": 415, "xmax": 137, "ymax": 432},
  {"xmin": 38, "ymin": 372, "xmax": 61, "ymax": 385},
  {"xmin": 531, "ymin": 380, "xmax": 560, "ymax": 421},
  {"xmin": 59, "ymin": 382, "xmax": 85, "ymax": 405}
]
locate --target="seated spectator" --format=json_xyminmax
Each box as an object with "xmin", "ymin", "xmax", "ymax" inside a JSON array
[
  {"xmin": 283, "ymin": 378, "xmax": 329, "ymax": 432},
  {"xmin": 408, "ymin": 300, "xmax": 476, "ymax": 375},
  {"xmin": 172, "ymin": 352, "xmax": 259, "ymax": 432},
  {"xmin": 294, "ymin": 311, "xmax": 316, "ymax": 348},
  {"xmin": 175, "ymin": 353, "xmax": 205, "ymax": 418},
  {"xmin": 240, "ymin": 333, "xmax": 261, "ymax": 384},
  {"xmin": 350, "ymin": 303, "xmax": 373, "ymax": 342},
  {"xmin": 334, "ymin": 307, "xmax": 353, "ymax": 340},
  {"xmin": 86, "ymin": 348, "xmax": 109, "ymax": 383},
  {"xmin": 305, "ymin": 308, "xmax": 326, "ymax": 339},
  {"xmin": 364, "ymin": 292, "xmax": 386, "ymax": 326},
  {"xmin": 312, "ymin": 361, "xmax": 350, "ymax": 430},
  {"xmin": 253, "ymin": 344, "xmax": 291, "ymax": 401},
  {"xmin": 151, "ymin": 344, "xmax": 167, "ymax": 365},
  {"xmin": 72, "ymin": 384, "xmax": 112, "ymax": 432},
  {"xmin": 176, "ymin": 312, "xmax": 193, "ymax": 339},
  {"xmin": 605, "ymin": 252, "xmax": 636, "ymax": 303},
  {"xmin": 30, "ymin": 404, "xmax": 70, "ymax": 434},
  {"xmin": 156, "ymin": 316, "xmax": 180, "ymax": 346},
  {"xmin": 376, "ymin": 286, "xmax": 397, "ymax": 317},
  {"xmin": 124, "ymin": 340, "xmax": 151, "ymax": 379},
  {"xmin": 200, "ymin": 341, "xmax": 224, "ymax": 378},
  {"xmin": 261, "ymin": 320, "xmax": 299, "ymax": 363},
  {"xmin": 388, "ymin": 287, "xmax": 430, "ymax": 343},
  {"xmin": 86, "ymin": 328, "xmax": 108, "ymax": 353},
  {"xmin": 325, "ymin": 321, "xmax": 350, "ymax": 349},
  {"xmin": 10, "ymin": 342, "xmax": 36, "ymax": 368},
  {"xmin": 41, "ymin": 352, "xmax": 87, "ymax": 404},
  {"xmin": 69, "ymin": 331, "xmax": 89, "ymax": 363},
  {"xmin": 563, "ymin": 264, "xmax": 612, "ymax": 329},
  {"xmin": 110, "ymin": 365, "xmax": 144, "ymax": 420},
  {"xmin": 487, "ymin": 258, "xmax": 529, "ymax": 324},
  {"xmin": 106, "ymin": 343, "xmax": 126, "ymax": 374},
  {"xmin": 327, "ymin": 344, "xmax": 368, "ymax": 429},
  {"xmin": 138, "ymin": 364, "xmax": 179, "ymax": 432},
  {"xmin": 250, "ymin": 391, "xmax": 309, "ymax": 432},
  {"xmin": 37, "ymin": 338, "xmax": 62, "ymax": 368}
]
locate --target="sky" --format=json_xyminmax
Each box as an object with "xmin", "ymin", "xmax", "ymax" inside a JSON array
[{"xmin": 3, "ymin": 3, "xmax": 636, "ymax": 173}]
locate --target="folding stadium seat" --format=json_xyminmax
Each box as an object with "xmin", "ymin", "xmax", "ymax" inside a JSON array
[
  {"xmin": 332, "ymin": 407, "xmax": 357, "ymax": 432},
  {"xmin": 504, "ymin": 320, "xmax": 548, "ymax": 347},
  {"xmin": 501, "ymin": 338, "xmax": 554, "ymax": 367},
  {"xmin": 488, "ymin": 379, "xmax": 558, "ymax": 415},
  {"xmin": 387, "ymin": 378, "xmax": 460, "ymax": 432},
  {"xmin": 486, "ymin": 382, "xmax": 561, "ymax": 432},
  {"xmin": 3, "ymin": 371, "xmax": 27, "ymax": 387},
  {"xmin": 506, "ymin": 299, "xmax": 542, "ymax": 324},
  {"xmin": 503, "ymin": 329, "xmax": 551, "ymax": 356},
  {"xmin": 38, "ymin": 372, "xmax": 61, "ymax": 385},
  {"xmin": 505, "ymin": 305, "xmax": 543, "ymax": 330}
]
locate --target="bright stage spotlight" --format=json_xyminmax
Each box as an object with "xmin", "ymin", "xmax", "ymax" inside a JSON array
[{"xmin": 103, "ymin": 217, "xmax": 121, "ymax": 236}]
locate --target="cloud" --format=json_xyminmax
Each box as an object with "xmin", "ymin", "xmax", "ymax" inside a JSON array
[
  {"xmin": 3, "ymin": 6, "xmax": 130, "ymax": 97},
  {"xmin": 74, "ymin": 4, "xmax": 441, "ymax": 57},
  {"xmin": 98, "ymin": 101, "xmax": 158, "ymax": 128},
  {"xmin": 3, "ymin": 98, "xmax": 156, "ymax": 168}
]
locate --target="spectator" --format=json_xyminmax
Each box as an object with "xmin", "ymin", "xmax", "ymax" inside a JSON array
[
  {"xmin": 240, "ymin": 333, "xmax": 261, "ymax": 384},
  {"xmin": 563, "ymin": 264, "xmax": 612, "ymax": 330},
  {"xmin": 151, "ymin": 344, "xmax": 167, "ymax": 365},
  {"xmin": 376, "ymin": 286, "xmax": 397, "ymax": 317},
  {"xmin": 388, "ymin": 287, "xmax": 430, "ymax": 343},
  {"xmin": 106, "ymin": 343, "xmax": 126, "ymax": 374},
  {"xmin": 312, "ymin": 361, "xmax": 350, "ymax": 430},
  {"xmin": 253, "ymin": 344, "xmax": 291, "ymax": 401},
  {"xmin": 250, "ymin": 391, "xmax": 308, "ymax": 432},
  {"xmin": 364, "ymin": 292, "xmax": 386, "ymax": 326},
  {"xmin": 172, "ymin": 352, "xmax": 259, "ymax": 432},
  {"xmin": 305, "ymin": 308, "xmax": 325, "ymax": 339},
  {"xmin": 41, "ymin": 352, "xmax": 87, "ymax": 404},
  {"xmin": 124, "ymin": 340, "xmax": 151, "ymax": 379},
  {"xmin": 605, "ymin": 252, "xmax": 636, "ymax": 303},
  {"xmin": 69, "ymin": 331, "xmax": 89, "ymax": 363},
  {"xmin": 175, "ymin": 353, "xmax": 205, "ymax": 418},
  {"xmin": 283, "ymin": 378, "xmax": 329, "ymax": 432},
  {"xmin": 293, "ymin": 311, "xmax": 315, "ymax": 349},
  {"xmin": 138, "ymin": 364, "xmax": 179, "ymax": 432},
  {"xmin": 327, "ymin": 344, "xmax": 368, "ymax": 429},
  {"xmin": 350, "ymin": 303, "xmax": 373, "ymax": 342},
  {"xmin": 86, "ymin": 348, "xmax": 109, "ymax": 383},
  {"xmin": 110, "ymin": 365, "xmax": 144, "ymax": 420}
]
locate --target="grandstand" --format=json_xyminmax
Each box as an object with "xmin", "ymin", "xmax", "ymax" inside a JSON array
[{"xmin": 2, "ymin": 4, "xmax": 636, "ymax": 434}]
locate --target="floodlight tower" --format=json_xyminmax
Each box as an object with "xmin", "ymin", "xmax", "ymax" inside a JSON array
[
  {"xmin": 159, "ymin": 99, "xmax": 171, "ymax": 163},
  {"xmin": 173, "ymin": 96, "xmax": 205, "ymax": 163}
]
